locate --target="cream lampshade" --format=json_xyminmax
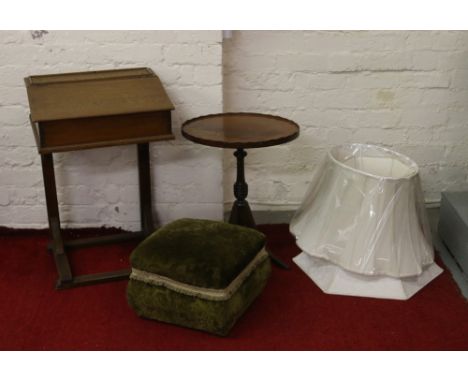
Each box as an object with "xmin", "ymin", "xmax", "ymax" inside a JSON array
[{"xmin": 290, "ymin": 144, "xmax": 442, "ymax": 300}]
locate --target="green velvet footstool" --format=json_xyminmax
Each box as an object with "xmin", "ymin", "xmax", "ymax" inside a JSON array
[{"xmin": 127, "ymin": 218, "xmax": 271, "ymax": 336}]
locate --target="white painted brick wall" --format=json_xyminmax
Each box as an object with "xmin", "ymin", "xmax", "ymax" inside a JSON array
[
  {"xmin": 223, "ymin": 31, "xmax": 468, "ymax": 211},
  {"xmin": 2, "ymin": 30, "xmax": 468, "ymax": 229},
  {"xmin": 0, "ymin": 30, "xmax": 223, "ymax": 229}
]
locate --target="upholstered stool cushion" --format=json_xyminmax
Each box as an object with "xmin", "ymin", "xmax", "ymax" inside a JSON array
[{"xmin": 127, "ymin": 218, "xmax": 271, "ymax": 336}]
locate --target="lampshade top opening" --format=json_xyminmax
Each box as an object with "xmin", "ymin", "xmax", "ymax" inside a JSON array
[{"xmin": 329, "ymin": 143, "xmax": 419, "ymax": 180}]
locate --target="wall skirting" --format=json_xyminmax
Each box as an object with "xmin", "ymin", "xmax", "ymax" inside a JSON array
[{"xmin": 225, "ymin": 200, "xmax": 442, "ymax": 225}]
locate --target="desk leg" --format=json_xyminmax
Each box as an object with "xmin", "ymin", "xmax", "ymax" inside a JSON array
[
  {"xmin": 40, "ymin": 147, "xmax": 156, "ymax": 290},
  {"xmin": 41, "ymin": 153, "xmax": 73, "ymax": 287},
  {"xmin": 137, "ymin": 143, "xmax": 155, "ymax": 236},
  {"xmin": 228, "ymin": 148, "xmax": 289, "ymax": 269}
]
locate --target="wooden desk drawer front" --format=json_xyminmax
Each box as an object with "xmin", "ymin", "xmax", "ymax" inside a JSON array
[{"xmin": 38, "ymin": 111, "xmax": 173, "ymax": 153}]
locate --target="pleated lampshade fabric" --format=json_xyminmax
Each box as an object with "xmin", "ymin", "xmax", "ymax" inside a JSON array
[{"xmin": 290, "ymin": 144, "xmax": 435, "ymax": 278}]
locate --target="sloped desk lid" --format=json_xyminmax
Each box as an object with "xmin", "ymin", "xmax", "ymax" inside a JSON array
[{"xmin": 25, "ymin": 67, "xmax": 174, "ymax": 122}]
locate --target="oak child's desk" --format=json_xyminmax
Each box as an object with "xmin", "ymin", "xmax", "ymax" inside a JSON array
[{"xmin": 25, "ymin": 67, "xmax": 174, "ymax": 289}]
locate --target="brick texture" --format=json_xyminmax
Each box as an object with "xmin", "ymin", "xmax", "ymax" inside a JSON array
[
  {"xmin": 2, "ymin": 30, "xmax": 468, "ymax": 228},
  {"xmin": 0, "ymin": 30, "xmax": 223, "ymax": 229},
  {"xmin": 223, "ymin": 31, "xmax": 468, "ymax": 211}
]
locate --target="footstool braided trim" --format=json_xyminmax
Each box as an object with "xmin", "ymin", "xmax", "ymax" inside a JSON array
[{"xmin": 130, "ymin": 247, "xmax": 269, "ymax": 301}]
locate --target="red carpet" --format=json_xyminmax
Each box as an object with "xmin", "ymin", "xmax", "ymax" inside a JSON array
[{"xmin": 0, "ymin": 224, "xmax": 467, "ymax": 350}]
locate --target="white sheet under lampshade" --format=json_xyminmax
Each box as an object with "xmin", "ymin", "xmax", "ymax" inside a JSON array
[{"xmin": 290, "ymin": 144, "xmax": 442, "ymax": 300}]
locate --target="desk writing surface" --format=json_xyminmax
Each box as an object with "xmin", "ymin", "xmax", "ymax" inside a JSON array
[
  {"xmin": 26, "ymin": 68, "xmax": 174, "ymax": 122},
  {"xmin": 25, "ymin": 68, "xmax": 175, "ymax": 153}
]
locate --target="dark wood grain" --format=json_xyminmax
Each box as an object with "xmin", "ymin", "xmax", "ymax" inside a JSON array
[
  {"xmin": 182, "ymin": 112, "xmax": 299, "ymax": 149},
  {"xmin": 39, "ymin": 111, "xmax": 173, "ymax": 153},
  {"xmin": 228, "ymin": 148, "xmax": 255, "ymax": 228}
]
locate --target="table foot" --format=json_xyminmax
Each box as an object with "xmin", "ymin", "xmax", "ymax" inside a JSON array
[
  {"xmin": 268, "ymin": 251, "xmax": 290, "ymax": 269},
  {"xmin": 229, "ymin": 200, "xmax": 256, "ymax": 228}
]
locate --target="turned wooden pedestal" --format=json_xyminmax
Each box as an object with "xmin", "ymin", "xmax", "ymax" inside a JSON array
[{"xmin": 182, "ymin": 112, "xmax": 300, "ymax": 269}]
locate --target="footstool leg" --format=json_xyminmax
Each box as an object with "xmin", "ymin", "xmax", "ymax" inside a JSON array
[{"xmin": 229, "ymin": 148, "xmax": 289, "ymax": 269}]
